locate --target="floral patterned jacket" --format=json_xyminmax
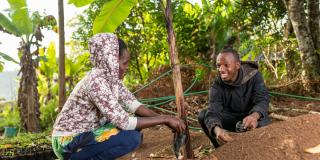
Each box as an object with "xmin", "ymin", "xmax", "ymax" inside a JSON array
[{"xmin": 53, "ymin": 33, "xmax": 141, "ymax": 136}]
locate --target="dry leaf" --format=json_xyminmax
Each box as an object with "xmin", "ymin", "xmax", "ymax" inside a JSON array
[
  {"xmin": 2, "ymin": 144, "xmax": 13, "ymax": 149},
  {"xmin": 149, "ymin": 153, "xmax": 155, "ymax": 157},
  {"xmin": 304, "ymin": 144, "xmax": 320, "ymax": 154}
]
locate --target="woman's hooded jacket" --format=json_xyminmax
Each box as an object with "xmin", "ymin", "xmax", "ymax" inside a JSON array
[{"xmin": 53, "ymin": 33, "xmax": 141, "ymax": 136}]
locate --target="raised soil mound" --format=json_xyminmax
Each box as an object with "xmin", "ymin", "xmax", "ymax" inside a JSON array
[{"xmin": 206, "ymin": 114, "xmax": 320, "ymax": 160}]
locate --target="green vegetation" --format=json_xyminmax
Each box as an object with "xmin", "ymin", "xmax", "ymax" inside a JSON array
[
  {"xmin": 0, "ymin": 102, "xmax": 20, "ymax": 133},
  {"xmin": 0, "ymin": 132, "xmax": 52, "ymax": 157},
  {"xmin": 0, "ymin": 0, "xmax": 319, "ymax": 158}
]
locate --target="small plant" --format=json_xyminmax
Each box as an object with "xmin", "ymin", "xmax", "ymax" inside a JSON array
[
  {"xmin": 0, "ymin": 102, "xmax": 21, "ymax": 133},
  {"xmin": 0, "ymin": 131, "xmax": 53, "ymax": 157},
  {"xmin": 40, "ymin": 98, "xmax": 59, "ymax": 130}
]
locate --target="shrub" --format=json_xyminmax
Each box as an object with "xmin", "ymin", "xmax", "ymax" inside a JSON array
[
  {"xmin": 40, "ymin": 98, "xmax": 58, "ymax": 131},
  {"xmin": 0, "ymin": 102, "xmax": 21, "ymax": 133}
]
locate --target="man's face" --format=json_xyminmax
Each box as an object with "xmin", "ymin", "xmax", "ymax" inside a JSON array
[
  {"xmin": 216, "ymin": 52, "xmax": 240, "ymax": 83},
  {"xmin": 119, "ymin": 49, "xmax": 130, "ymax": 79}
]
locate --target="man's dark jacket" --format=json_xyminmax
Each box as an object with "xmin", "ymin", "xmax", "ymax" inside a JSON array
[{"xmin": 205, "ymin": 61, "xmax": 271, "ymax": 134}]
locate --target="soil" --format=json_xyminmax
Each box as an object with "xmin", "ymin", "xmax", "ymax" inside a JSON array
[
  {"xmin": 120, "ymin": 126, "xmax": 213, "ymax": 160},
  {"xmin": 120, "ymin": 114, "xmax": 320, "ymax": 160},
  {"xmin": 205, "ymin": 114, "xmax": 320, "ymax": 160},
  {"xmin": 270, "ymin": 96, "xmax": 320, "ymax": 112}
]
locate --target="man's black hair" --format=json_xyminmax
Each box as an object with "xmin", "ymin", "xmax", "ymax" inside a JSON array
[
  {"xmin": 118, "ymin": 38, "xmax": 127, "ymax": 58},
  {"xmin": 219, "ymin": 47, "xmax": 240, "ymax": 62}
]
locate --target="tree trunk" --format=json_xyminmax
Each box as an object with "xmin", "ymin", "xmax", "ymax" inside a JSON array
[
  {"xmin": 307, "ymin": 0, "xmax": 320, "ymax": 52},
  {"xmin": 285, "ymin": 0, "xmax": 320, "ymax": 93},
  {"xmin": 17, "ymin": 43, "xmax": 40, "ymax": 132},
  {"xmin": 133, "ymin": 50, "xmax": 144, "ymax": 81},
  {"xmin": 46, "ymin": 79, "xmax": 52, "ymax": 104},
  {"xmin": 163, "ymin": 0, "xmax": 193, "ymax": 158},
  {"xmin": 283, "ymin": 18, "xmax": 299, "ymax": 79},
  {"xmin": 58, "ymin": 0, "xmax": 66, "ymax": 110},
  {"xmin": 209, "ymin": 31, "xmax": 217, "ymax": 67}
]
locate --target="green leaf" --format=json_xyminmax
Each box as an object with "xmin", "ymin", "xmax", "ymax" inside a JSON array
[
  {"xmin": 201, "ymin": 0, "xmax": 209, "ymax": 10},
  {"xmin": 0, "ymin": 62, "xmax": 3, "ymax": 72},
  {"xmin": 68, "ymin": 0, "xmax": 95, "ymax": 7},
  {"xmin": 47, "ymin": 42, "xmax": 57, "ymax": 66},
  {"xmin": 0, "ymin": 52, "xmax": 19, "ymax": 64},
  {"xmin": 40, "ymin": 42, "xmax": 57, "ymax": 79},
  {"xmin": 7, "ymin": 0, "xmax": 33, "ymax": 35},
  {"xmin": 93, "ymin": 0, "xmax": 138, "ymax": 34},
  {"xmin": 38, "ymin": 55, "xmax": 48, "ymax": 62},
  {"xmin": 0, "ymin": 13, "xmax": 21, "ymax": 36}
]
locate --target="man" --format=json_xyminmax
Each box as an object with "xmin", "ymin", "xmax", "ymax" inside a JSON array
[{"xmin": 198, "ymin": 48, "xmax": 271, "ymax": 148}]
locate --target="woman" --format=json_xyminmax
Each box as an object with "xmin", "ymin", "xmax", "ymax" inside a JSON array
[{"xmin": 52, "ymin": 33, "xmax": 186, "ymax": 160}]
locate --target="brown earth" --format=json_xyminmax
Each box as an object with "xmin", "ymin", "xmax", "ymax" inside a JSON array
[
  {"xmin": 205, "ymin": 114, "xmax": 320, "ymax": 160},
  {"xmin": 120, "ymin": 126, "xmax": 213, "ymax": 160},
  {"xmin": 119, "ymin": 114, "xmax": 320, "ymax": 160}
]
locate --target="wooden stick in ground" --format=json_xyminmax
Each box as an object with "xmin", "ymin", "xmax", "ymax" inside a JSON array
[
  {"xmin": 162, "ymin": 0, "xmax": 193, "ymax": 158},
  {"xmin": 271, "ymin": 107, "xmax": 320, "ymax": 115},
  {"xmin": 269, "ymin": 113, "xmax": 291, "ymax": 121}
]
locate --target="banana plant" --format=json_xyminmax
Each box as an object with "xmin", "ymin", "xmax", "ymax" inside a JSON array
[
  {"xmin": 68, "ymin": 0, "xmax": 138, "ymax": 34},
  {"xmin": 38, "ymin": 42, "xmax": 58, "ymax": 105},
  {"xmin": 65, "ymin": 52, "xmax": 91, "ymax": 94},
  {"xmin": 0, "ymin": 0, "xmax": 56, "ymax": 132},
  {"xmin": 0, "ymin": 51, "xmax": 19, "ymax": 72}
]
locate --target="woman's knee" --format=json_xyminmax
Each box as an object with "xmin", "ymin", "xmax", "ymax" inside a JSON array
[{"xmin": 122, "ymin": 130, "xmax": 141, "ymax": 150}]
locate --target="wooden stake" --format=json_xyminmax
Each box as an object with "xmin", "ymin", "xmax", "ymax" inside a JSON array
[
  {"xmin": 271, "ymin": 107, "xmax": 320, "ymax": 115},
  {"xmin": 269, "ymin": 113, "xmax": 291, "ymax": 121},
  {"xmin": 162, "ymin": 0, "xmax": 193, "ymax": 158}
]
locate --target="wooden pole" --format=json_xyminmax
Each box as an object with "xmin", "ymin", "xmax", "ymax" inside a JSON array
[
  {"xmin": 163, "ymin": 0, "xmax": 193, "ymax": 158},
  {"xmin": 58, "ymin": 0, "xmax": 66, "ymax": 110}
]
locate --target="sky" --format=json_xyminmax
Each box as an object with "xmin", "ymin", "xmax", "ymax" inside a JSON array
[
  {"xmin": 0, "ymin": 0, "xmax": 86, "ymax": 71},
  {"xmin": 0, "ymin": 0, "xmax": 201, "ymax": 72}
]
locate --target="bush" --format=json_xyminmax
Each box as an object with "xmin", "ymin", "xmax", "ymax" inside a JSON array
[
  {"xmin": 0, "ymin": 102, "xmax": 21, "ymax": 133},
  {"xmin": 40, "ymin": 98, "xmax": 59, "ymax": 131}
]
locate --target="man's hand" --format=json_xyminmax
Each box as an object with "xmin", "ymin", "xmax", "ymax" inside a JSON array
[
  {"xmin": 164, "ymin": 116, "xmax": 186, "ymax": 134},
  {"xmin": 214, "ymin": 126, "xmax": 233, "ymax": 145},
  {"xmin": 243, "ymin": 112, "xmax": 260, "ymax": 130}
]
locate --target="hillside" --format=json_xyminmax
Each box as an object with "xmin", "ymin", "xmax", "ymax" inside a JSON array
[{"xmin": 0, "ymin": 71, "xmax": 19, "ymax": 101}]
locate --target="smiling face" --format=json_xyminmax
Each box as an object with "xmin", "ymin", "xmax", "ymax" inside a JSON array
[
  {"xmin": 119, "ymin": 49, "xmax": 130, "ymax": 79},
  {"xmin": 216, "ymin": 52, "xmax": 241, "ymax": 83}
]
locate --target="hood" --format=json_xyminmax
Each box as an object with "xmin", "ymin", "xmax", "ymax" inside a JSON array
[
  {"xmin": 88, "ymin": 33, "xmax": 119, "ymax": 77},
  {"xmin": 240, "ymin": 61, "xmax": 258, "ymax": 84}
]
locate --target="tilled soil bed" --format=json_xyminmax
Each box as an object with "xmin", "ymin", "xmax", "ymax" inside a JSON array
[{"xmin": 204, "ymin": 114, "xmax": 320, "ymax": 160}]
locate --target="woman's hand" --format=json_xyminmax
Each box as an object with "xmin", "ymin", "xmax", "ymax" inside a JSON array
[
  {"xmin": 135, "ymin": 115, "xmax": 185, "ymax": 132},
  {"xmin": 164, "ymin": 116, "xmax": 186, "ymax": 134}
]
